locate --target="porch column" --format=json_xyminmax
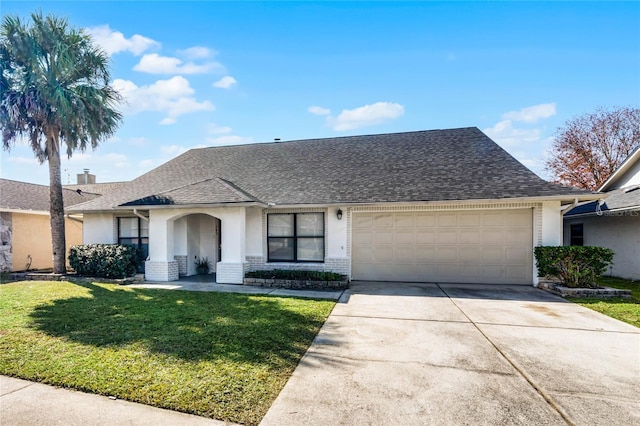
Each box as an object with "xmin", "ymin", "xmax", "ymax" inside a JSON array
[
  {"xmin": 216, "ymin": 207, "xmax": 247, "ymax": 284},
  {"xmin": 145, "ymin": 210, "xmax": 179, "ymax": 281}
]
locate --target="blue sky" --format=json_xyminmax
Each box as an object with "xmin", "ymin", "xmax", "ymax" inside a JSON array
[{"xmin": 1, "ymin": 1, "xmax": 639, "ymax": 185}]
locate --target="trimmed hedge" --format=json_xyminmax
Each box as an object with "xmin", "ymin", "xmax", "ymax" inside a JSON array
[
  {"xmin": 534, "ymin": 246, "xmax": 614, "ymax": 288},
  {"xmin": 245, "ymin": 269, "xmax": 346, "ymax": 282},
  {"xmin": 69, "ymin": 244, "xmax": 140, "ymax": 279}
]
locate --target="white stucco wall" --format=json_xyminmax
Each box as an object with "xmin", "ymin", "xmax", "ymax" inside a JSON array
[
  {"xmin": 539, "ymin": 201, "xmax": 563, "ymax": 246},
  {"xmin": 83, "ymin": 213, "xmax": 115, "ymax": 244},
  {"xmin": 564, "ymin": 214, "xmax": 640, "ymax": 280},
  {"xmin": 327, "ymin": 206, "xmax": 348, "ymax": 258},
  {"xmin": 245, "ymin": 207, "xmax": 263, "ymax": 256}
]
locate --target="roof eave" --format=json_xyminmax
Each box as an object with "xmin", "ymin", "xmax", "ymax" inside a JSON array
[{"xmin": 598, "ymin": 147, "xmax": 640, "ymax": 192}]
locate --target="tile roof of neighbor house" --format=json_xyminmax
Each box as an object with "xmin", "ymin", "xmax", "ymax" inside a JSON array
[
  {"xmin": 68, "ymin": 127, "xmax": 594, "ymax": 212},
  {"xmin": 0, "ymin": 179, "xmax": 101, "ymax": 212},
  {"xmin": 63, "ymin": 182, "xmax": 130, "ymax": 195}
]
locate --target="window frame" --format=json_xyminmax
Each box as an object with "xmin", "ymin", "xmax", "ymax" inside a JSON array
[
  {"xmin": 267, "ymin": 212, "xmax": 325, "ymax": 263},
  {"xmin": 117, "ymin": 216, "xmax": 149, "ymax": 262},
  {"xmin": 569, "ymin": 223, "xmax": 584, "ymax": 246}
]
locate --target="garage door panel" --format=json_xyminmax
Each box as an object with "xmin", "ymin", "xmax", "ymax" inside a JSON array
[
  {"xmin": 437, "ymin": 230, "xmax": 457, "ymax": 244},
  {"xmin": 352, "ymin": 209, "xmax": 533, "ymax": 284},
  {"xmin": 416, "ymin": 213, "xmax": 436, "ymax": 227},
  {"xmin": 437, "ymin": 213, "xmax": 457, "ymax": 226},
  {"xmin": 415, "ymin": 230, "xmax": 436, "ymax": 244},
  {"xmin": 374, "ymin": 231, "xmax": 393, "ymax": 245},
  {"xmin": 374, "ymin": 215, "xmax": 393, "ymax": 228},
  {"xmin": 394, "ymin": 214, "xmax": 414, "ymax": 227},
  {"xmin": 459, "ymin": 247, "xmax": 481, "ymax": 263},
  {"xmin": 395, "ymin": 231, "xmax": 415, "ymax": 244},
  {"xmin": 415, "ymin": 246, "xmax": 436, "ymax": 262},
  {"xmin": 458, "ymin": 213, "xmax": 481, "ymax": 227},
  {"xmin": 436, "ymin": 247, "xmax": 458, "ymax": 262}
]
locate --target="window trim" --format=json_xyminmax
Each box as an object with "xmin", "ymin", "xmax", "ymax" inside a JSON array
[
  {"xmin": 117, "ymin": 216, "xmax": 149, "ymax": 260},
  {"xmin": 267, "ymin": 212, "xmax": 325, "ymax": 263},
  {"xmin": 569, "ymin": 223, "xmax": 584, "ymax": 246}
]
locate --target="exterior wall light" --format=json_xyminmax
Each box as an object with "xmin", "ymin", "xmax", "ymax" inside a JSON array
[{"xmin": 337, "ymin": 208, "xmax": 343, "ymax": 220}]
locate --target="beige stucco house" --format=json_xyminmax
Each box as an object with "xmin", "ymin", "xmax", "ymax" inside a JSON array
[
  {"xmin": 0, "ymin": 179, "xmax": 99, "ymax": 272},
  {"xmin": 69, "ymin": 127, "xmax": 599, "ymax": 286},
  {"xmin": 564, "ymin": 147, "xmax": 640, "ymax": 280}
]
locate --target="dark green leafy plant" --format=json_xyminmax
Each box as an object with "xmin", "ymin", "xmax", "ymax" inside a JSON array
[
  {"xmin": 194, "ymin": 257, "xmax": 211, "ymax": 274},
  {"xmin": 245, "ymin": 269, "xmax": 346, "ymax": 282},
  {"xmin": 68, "ymin": 244, "xmax": 139, "ymax": 278},
  {"xmin": 535, "ymin": 246, "xmax": 614, "ymax": 288}
]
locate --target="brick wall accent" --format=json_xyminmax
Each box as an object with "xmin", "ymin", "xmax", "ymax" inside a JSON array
[
  {"xmin": 174, "ymin": 255, "xmax": 188, "ymax": 276},
  {"xmin": 216, "ymin": 262, "xmax": 246, "ymax": 284},
  {"xmin": 145, "ymin": 260, "xmax": 179, "ymax": 281},
  {"xmin": 244, "ymin": 255, "xmax": 350, "ymax": 276}
]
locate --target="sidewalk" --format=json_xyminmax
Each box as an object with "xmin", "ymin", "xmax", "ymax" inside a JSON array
[{"xmin": 1, "ymin": 376, "xmax": 238, "ymax": 426}]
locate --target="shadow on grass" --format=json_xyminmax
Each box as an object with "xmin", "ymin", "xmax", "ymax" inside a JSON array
[{"xmin": 29, "ymin": 281, "xmax": 330, "ymax": 365}]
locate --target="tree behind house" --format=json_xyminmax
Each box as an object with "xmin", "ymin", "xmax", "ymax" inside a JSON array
[
  {"xmin": 0, "ymin": 12, "xmax": 121, "ymax": 273},
  {"xmin": 546, "ymin": 106, "xmax": 640, "ymax": 190}
]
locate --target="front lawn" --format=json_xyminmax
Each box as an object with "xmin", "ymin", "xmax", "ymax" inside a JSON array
[
  {"xmin": 0, "ymin": 281, "xmax": 335, "ymax": 425},
  {"xmin": 569, "ymin": 276, "xmax": 640, "ymax": 328}
]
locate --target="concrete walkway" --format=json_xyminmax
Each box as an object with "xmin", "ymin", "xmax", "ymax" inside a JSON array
[
  {"xmin": 127, "ymin": 279, "xmax": 344, "ymax": 301},
  {"xmin": 261, "ymin": 282, "xmax": 640, "ymax": 426},
  {"xmin": 1, "ymin": 376, "xmax": 237, "ymax": 426}
]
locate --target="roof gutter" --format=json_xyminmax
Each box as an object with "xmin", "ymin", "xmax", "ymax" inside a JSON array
[
  {"xmin": 66, "ymin": 214, "xmax": 84, "ymax": 223},
  {"xmin": 561, "ymin": 198, "xmax": 579, "ymax": 216}
]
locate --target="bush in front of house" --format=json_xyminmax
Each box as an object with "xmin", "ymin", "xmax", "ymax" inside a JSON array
[
  {"xmin": 69, "ymin": 244, "xmax": 140, "ymax": 279},
  {"xmin": 245, "ymin": 269, "xmax": 346, "ymax": 282},
  {"xmin": 534, "ymin": 246, "xmax": 614, "ymax": 288}
]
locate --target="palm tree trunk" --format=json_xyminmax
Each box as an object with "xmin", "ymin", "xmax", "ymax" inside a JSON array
[{"xmin": 47, "ymin": 130, "xmax": 66, "ymax": 274}]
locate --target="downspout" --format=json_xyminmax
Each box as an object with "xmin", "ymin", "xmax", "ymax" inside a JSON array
[{"xmin": 133, "ymin": 209, "xmax": 149, "ymax": 221}]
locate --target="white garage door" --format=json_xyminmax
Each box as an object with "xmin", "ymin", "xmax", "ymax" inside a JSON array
[{"xmin": 352, "ymin": 209, "xmax": 533, "ymax": 284}]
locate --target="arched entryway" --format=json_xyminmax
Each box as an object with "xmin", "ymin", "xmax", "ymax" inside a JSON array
[{"xmin": 172, "ymin": 213, "xmax": 221, "ymax": 277}]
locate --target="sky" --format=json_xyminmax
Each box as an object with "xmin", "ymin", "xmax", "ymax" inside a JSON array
[{"xmin": 1, "ymin": 1, "xmax": 639, "ymax": 186}]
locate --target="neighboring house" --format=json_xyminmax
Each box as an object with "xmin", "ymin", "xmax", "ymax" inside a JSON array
[
  {"xmin": 564, "ymin": 147, "xmax": 640, "ymax": 280},
  {"xmin": 0, "ymin": 179, "xmax": 100, "ymax": 272},
  {"xmin": 68, "ymin": 127, "xmax": 598, "ymax": 286}
]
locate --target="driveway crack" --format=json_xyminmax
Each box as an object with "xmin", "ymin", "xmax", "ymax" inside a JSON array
[{"xmin": 437, "ymin": 284, "xmax": 575, "ymax": 426}]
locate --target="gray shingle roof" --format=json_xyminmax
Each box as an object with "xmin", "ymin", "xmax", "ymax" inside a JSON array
[
  {"xmin": 68, "ymin": 127, "xmax": 593, "ymax": 212},
  {"xmin": 0, "ymin": 179, "xmax": 100, "ymax": 212},
  {"xmin": 564, "ymin": 185, "xmax": 640, "ymax": 217}
]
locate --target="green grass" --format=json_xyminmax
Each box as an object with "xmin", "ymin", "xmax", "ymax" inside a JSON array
[
  {"xmin": 0, "ymin": 280, "xmax": 335, "ymax": 425},
  {"xmin": 568, "ymin": 276, "xmax": 640, "ymax": 328}
]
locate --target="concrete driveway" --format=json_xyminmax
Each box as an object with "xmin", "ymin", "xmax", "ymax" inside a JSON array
[{"xmin": 261, "ymin": 282, "xmax": 640, "ymax": 426}]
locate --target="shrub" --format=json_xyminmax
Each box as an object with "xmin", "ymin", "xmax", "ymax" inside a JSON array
[
  {"xmin": 69, "ymin": 244, "xmax": 140, "ymax": 279},
  {"xmin": 534, "ymin": 246, "xmax": 614, "ymax": 288},
  {"xmin": 245, "ymin": 269, "xmax": 347, "ymax": 282}
]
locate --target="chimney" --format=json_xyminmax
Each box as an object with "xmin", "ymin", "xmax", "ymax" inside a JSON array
[{"xmin": 76, "ymin": 169, "xmax": 96, "ymax": 184}]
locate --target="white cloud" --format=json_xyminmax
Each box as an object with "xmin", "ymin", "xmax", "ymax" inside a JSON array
[
  {"xmin": 308, "ymin": 106, "xmax": 331, "ymax": 115},
  {"xmin": 179, "ymin": 46, "xmax": 215, "ymax": 59},
  {"xmin": 8, "ymin": 156, "xmax": 38, "ymax": 165},
  {"xmin": 483, "ymin": 120, "xmax": 542, "ymax": 147},
  {"xmin": 213, "ymin": 76, "xmax": 237, "ymax": 89},
  {"xmin": 206, "ymin": 135, "xmax": 254, "ymax": 146},
  {"xmin": 113, "ymin": 76, "xmax": 214, "ymax": 125},
  {"xmin": 133, "ymin": 53, "xmax": 222, "ymax": 74},
  {"xmin": 87, "ymin": 25, "xmax": 159, "ymax": 56},
  {"xmin": 501, "ymin": 103, "xmax": 556, "ymax": 123},
  {"xmin": 328, "ymin": 102, "xmax": 405, "ymax": 131},
  {"xmin": 206, "ymin": 124, "xmax": 232, "ymax": 134}
]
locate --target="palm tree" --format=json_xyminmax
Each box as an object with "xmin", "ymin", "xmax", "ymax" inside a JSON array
[{"xmin": 0, "ymin": 12, "xmax": 121, "ymax": 274}]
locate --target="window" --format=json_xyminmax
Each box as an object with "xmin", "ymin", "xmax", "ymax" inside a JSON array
[
  {"xmin": 268, "ymin": 213, "xmax": 324, "ymax": 262},
  {"xmin": 570, "ymin": 224, "xmax": 584, "ymax": 246},
  {"xmin": 118, "ymin": 217, "xmax": 149, "ymax": 265}
]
